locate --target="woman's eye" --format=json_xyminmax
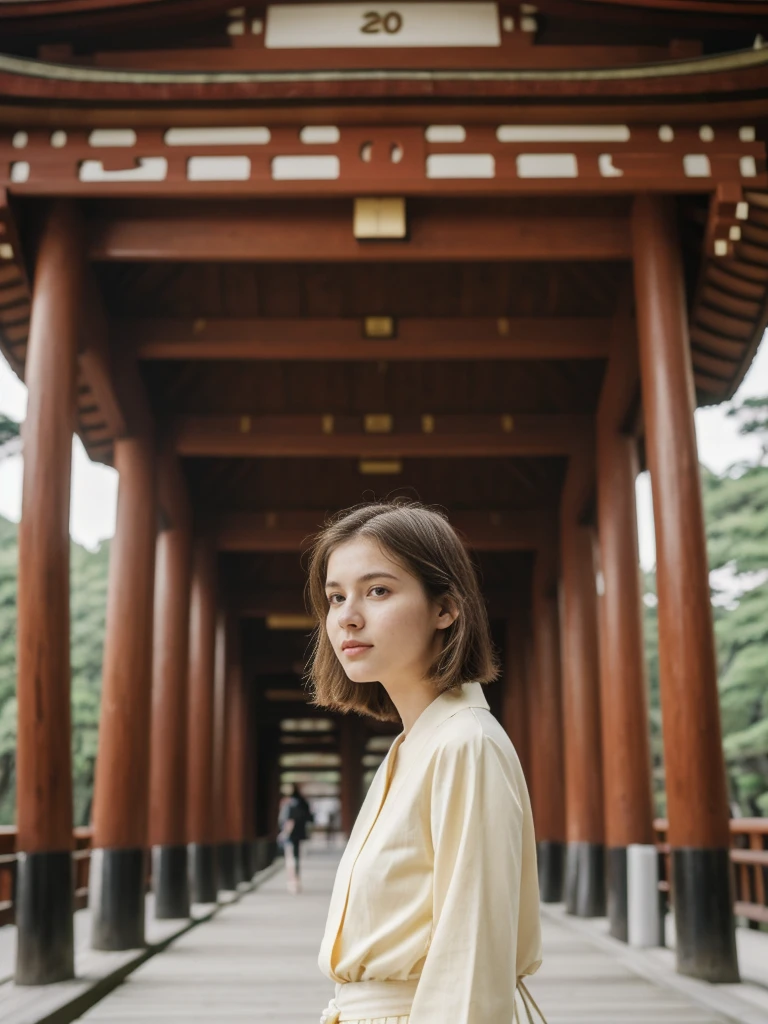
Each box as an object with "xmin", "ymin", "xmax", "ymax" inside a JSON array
[
  {"xmin": 369, "ymin": 586, "xmax": 389, "ymax": 597},
  {"xmin": 328, "ymin": 593, "xmax": 344, "ymax": 605}
]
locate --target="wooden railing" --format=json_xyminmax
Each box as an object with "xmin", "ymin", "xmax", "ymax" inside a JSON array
[
  {"xmin": 0, "ymin": 827, "xmax": 93, "ymax": 927},
  {"xmin": 655, "ymin": 818, "xmax": 768, "ymax": 927}
]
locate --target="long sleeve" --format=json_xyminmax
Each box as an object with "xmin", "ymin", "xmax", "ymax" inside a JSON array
[{"xmin": 408, "ymin": 725, "xmax": 525, "ymax": 1024}]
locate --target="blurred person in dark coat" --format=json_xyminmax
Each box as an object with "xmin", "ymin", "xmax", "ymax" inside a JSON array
[{"xmin": 278, "ymin": 784, "xmax": 314, "ymax": 893}]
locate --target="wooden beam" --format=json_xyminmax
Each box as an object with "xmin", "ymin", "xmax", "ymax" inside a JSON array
[
  {"xmin": 236, "ymin": 584, "xmax": 541, "ymax": 619},
  {"xmin": 175, "ymin": 414, "xmax": 593, "ymax": 458},
  {"xmin": 88, "ymin": 202, "xmax": 631, "ymax": 262},
  {"xmin": 128, "ymin": 317, "xmax": 611, "ymax": 361},
  {"xmin": 216, "ymin": 509, "xmax": 555, "ymax": 552}
]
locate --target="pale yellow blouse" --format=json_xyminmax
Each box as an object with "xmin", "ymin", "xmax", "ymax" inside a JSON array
[{"xmin": 318, "ymin": 682, "xmax": 543, "ymax": 1023}]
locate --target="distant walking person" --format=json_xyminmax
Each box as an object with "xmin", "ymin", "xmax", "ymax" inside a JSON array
[{"xmin": 278, "ymin": 784, "xmax": 314, "ymax": 893}]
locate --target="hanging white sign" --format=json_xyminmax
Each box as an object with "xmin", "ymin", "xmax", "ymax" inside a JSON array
[{"xmin": 264, "ymin": 3, "xmax": 501, "ymax": 48}]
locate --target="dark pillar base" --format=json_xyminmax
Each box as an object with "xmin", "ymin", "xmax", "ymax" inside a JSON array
[
  {"xmin": 254, "ymin": 837, "xmax": 270, "ymax": 872},
  {"xmin": 188, "ymin": 842, "xmax": 218, "ymax": 904},
  {"xmin": 15, "ymin": 850, "xmax": 75, "ymax": 985},
  {"xmin": 537, "ymin": 840, "xmax": 565, "ymax": 903},
  {"xmin": 217, "ymin": 841, "xmax": 238, "ymax": 892},
  {"xmin": 240, "ymin": 841, "xmax": 254, "ymax": 883},
  {"xmin": 90, "ymin": 847, "xmax": 146, "ymax": 951},
  {"xmin": 565, "ymin": 842, "xmax": 607, "ymax": 918},
  {"xmin": 152, "ymin": 844, "xmax": 190, "ymax": 920},
  {"xmin": 565, "ymin": 843, "xmax": 579, "ymax": 915},
  {"xmin": 231, "ymin": 842, "xmax": 246, "ymax": 886},
  {"xmin": 606, "ymin": 846, "xmax": 628, "ymax": 942},
  {"xmin": 252, "ymin": 839, "xmax": 263, "ymax": 872},
  {"xmin": 672, "ymin": 848, "xmax": 740, "ymax": 982}
]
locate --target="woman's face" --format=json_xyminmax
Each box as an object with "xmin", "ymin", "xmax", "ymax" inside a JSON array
[{"xmin": 324, "ymin": 535, "xmax": 456, "ymax": 686}]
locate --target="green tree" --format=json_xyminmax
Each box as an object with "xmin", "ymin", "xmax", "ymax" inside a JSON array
[{"xmin": 643, "ymin": 396, "xmax": 768, "ymax": 817}]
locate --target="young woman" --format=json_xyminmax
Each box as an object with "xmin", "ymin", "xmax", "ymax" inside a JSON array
[{"xmin": 305, "ymin": 501, "xmax": 544, "ymax": 1024}]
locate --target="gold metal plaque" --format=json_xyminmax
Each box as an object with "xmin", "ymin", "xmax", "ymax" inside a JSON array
[
  {"xmin": 364, "ymin": 316, "xmax": 395, "ymax": 338},
  {"xmin": 266, "ymin": 615, "xmax": 315, "ymax": 630},
  {"xmin": 354, "ymin": 197, "xmax": 406, "ymax": 239},
  {"xmin": 359, "ymin": 459, "xmax": 403, "ymax": 475},
  {"xmin": 364, "ymin": 413, "xmax": 393, "ymax": 433}
]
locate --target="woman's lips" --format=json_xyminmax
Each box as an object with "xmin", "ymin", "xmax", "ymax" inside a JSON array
[{"xmin": 342, "ymin": 643, "xmax": 373, "ymax": 657}]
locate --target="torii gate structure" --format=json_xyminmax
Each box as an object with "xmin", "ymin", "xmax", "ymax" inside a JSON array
[{"xmin": 0, "ymin": 0, "xmax": 767, "ymax": 994}]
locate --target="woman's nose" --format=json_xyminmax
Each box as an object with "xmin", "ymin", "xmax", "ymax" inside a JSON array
[{"xmin": 338, "ymin": 600, "xmax": 363, "ymax": 629}]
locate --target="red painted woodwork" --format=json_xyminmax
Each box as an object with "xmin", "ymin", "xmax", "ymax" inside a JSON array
[
  {"xmin": 149, "ymin": 448, "xmax": 192, "ymax": 848},
  {"xmin": 595, "ymin": 433, "xmax": 654, "ymax": 848},
  {"xmin": 560, "ymin": 521, "xmax": 604, "ymax": 845},
  {"xmin": 216, "ymin": 509, "xmax": 553, "ymax": 552},
  {"xmin": 129, "ymin": 316, "xmax": 612, "ymax": 361},
  {"xmin": 594, "ymin": 303, "xmax": 655, "ymax": 849},
  {"xmin": 88, "ymin": 39, "xmax": 692, "ymax": 74},
  {"xmin": 502, "ymin": 612, "xmax": 532, "ymax": 785},
  {"xmin": 1, "ymin": 47, "xmax": 768, "ymax": 105},
  {"xmin": 86, "ymin": 201, "xmax": 632, "ymax": 261},
  {"xmin": 633, "ymin": 195, "xmax": 732, "ymax": 849},
  {"xmin": 91, "ymin": 435, "xmax": 157, "ymax": 850},
  {"xmin": 213, "ymin": 608, "xmax": 228, "ymax": 845},
  {"xmin": 529, "ymin": 554, "xmax": 566, "ymax": 845},
  {"xmin": 174, "ymin": 413, "xmax": 592, "ymax": 458},
  {"xmin": 224, "ymin": 615, "xmax": 248, "ymax": 845},
  {"xmin": 187, "ymin": 535, "xmax": 218, "ymax": 845},
  {"xmin": 16, "ymin": 200, "xmax": 83, "ymax": 853}
]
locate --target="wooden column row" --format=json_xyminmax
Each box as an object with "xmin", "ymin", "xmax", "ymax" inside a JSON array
[
  {"xmin": 503, "ymin": 195, "xmax": 737, "ymax": 982},
  {"xmin": 13, "ymin": 201, "xmax": 260, "ymax": 981}
]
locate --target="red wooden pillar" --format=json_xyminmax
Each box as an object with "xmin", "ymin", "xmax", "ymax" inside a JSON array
[
  {"xmin": 186, "ymin": 535, "xmax": 219, "ymax": 904},
  {"xmin": 633, "ymin": 195, "xmax": 738, "ymax": 982},
  {"xmin": 242, "ymin": 662, "xmax": 258, "ymax": 878},
  {"xmin": 213, "ymin": 609, "xmax": 242, "ymax": 892},
  {"xmin": 529, "ymin": 553, "xmax": 566, "ymax": 902},
  {"xmin": 224, "ymin": 616, "xmax": 249, "ymax": 886},
  {"xmin": 560, "ymin": 520, "xmax": 606, "ymax": 918},
  {"xmin": 243, "ymin": 667, "xmax": 259, "ymax": 876},
  {"xmin": 90, "ymin": 435, "xmax": 156, "ymax": 950},
  {"xmin": 596, "ymin": 430, "xmax": 655, "ymax": 941},
  {"xmin": 339, "ymin": 716, "xmax": 365, "ymax": 837},
  {"xmin": 149, "ymin": 450, "xmax": 191, "ymax": 919},
  {"xmin": 502, "ymin": 611, "xmax": 531, "ymax": 784},
  {"xmin": 15, "ymin": 201, "xmax": 84, "ymax": 984}
]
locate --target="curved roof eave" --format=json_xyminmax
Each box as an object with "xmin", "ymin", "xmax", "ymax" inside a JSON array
[{"xmin": 1, "ymin": 46, "xmax": 768, "ymax": 103}]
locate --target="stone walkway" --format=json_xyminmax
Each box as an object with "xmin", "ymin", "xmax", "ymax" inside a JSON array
[{"xmin": 71, "ymin": 844, "xmax": 767, "ymax": 1024}]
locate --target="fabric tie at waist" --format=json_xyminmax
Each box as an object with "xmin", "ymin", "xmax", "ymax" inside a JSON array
[
  {"xmin": 324, "ymin": 979, "xmax": 418, "ymax": 1022},
  {"xmin": 320, "ymin": 977, "xmax": 546, "ymax": 1024}
]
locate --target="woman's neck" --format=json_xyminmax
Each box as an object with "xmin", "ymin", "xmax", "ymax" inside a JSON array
[{"xmin": 383, "ymin": 677, "xmax": 441, "ymax": 736}]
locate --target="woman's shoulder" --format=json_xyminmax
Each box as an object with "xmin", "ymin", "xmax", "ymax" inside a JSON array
[{"xmin": 432, "ymin": 703, "xmax": 514, "ymax": 761}]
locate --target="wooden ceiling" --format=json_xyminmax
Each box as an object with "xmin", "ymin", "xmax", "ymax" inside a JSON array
[{"xmin": 1, "ymin": 0, "xmax": 767, "ymax": 729}]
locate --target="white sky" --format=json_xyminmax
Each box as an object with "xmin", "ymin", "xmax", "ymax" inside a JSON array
[{"xmin": 1, "ymin": 332, "xmax": 768, "ymax": 562}]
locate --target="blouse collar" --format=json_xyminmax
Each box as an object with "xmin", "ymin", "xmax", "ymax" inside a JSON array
[{"xmin": 389, "ymin": 680, "xmax": 490, "ymax": 777}]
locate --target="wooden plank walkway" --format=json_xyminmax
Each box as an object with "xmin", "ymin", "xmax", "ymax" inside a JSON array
[{"xmin": 75, "ymin": 844, "xmax": 750, "ymax": 1024}]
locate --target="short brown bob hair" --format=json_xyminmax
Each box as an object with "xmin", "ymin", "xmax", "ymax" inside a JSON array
[{"xmin": 304, "ymin": 499, "xmax": 499, "ymax": 722}]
